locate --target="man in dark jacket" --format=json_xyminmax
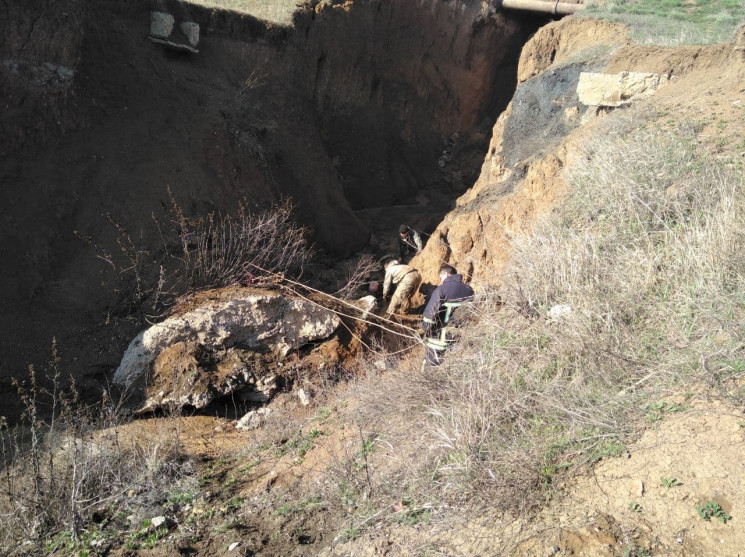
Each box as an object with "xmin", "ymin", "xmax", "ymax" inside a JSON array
[
  {"xmin": 422, "ymin": 264, "xmax": 474, "ymax": 366},
  {"xmin": 398, "ymin": 224, "xmax": 423, "ymax": 262}
]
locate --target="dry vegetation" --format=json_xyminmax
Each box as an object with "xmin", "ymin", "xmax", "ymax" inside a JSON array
[
  {"xmin": 348, "ymin": 110, "xmax": 745, "ymax": 531},
  {"xmin": 80, "ymin": 197, "xmax": 313, "ymax": 316},
  {"xmin": 0, "ymin": 348, "xmax": 198, "ymax": 555},
  {"xmin": 3, "ymin": 107, "xmax": 743, "ymax": 555}
]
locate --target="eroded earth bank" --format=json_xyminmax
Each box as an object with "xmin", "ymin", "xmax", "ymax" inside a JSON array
[{"xmin": 3, "ymin": 0, "xmax": 745, "ymax": 555}]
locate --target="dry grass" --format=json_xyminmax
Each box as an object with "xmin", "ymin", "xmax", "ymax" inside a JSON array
[
  {"xmin": 351, "ymin": 111, "xmax": 745, "ymax": 522},
  {"xmin": 186, "ymin": 0, "xmax": 300, "ymax": 26},
  {"xmin": 582, "ymin": 0, "xmax": 745, "ymax": 45},
  {"xmin": 0, "ymin": 353, "xmax": 196, "ymax": 555}
]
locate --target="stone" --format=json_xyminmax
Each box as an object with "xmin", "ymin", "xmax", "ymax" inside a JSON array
[
  {"xmin": 179, "ymin": 22, "xmax": 200, "ymax": 47},
  {"xmin": 577, "ymin": 71, "xmax": 669, "ymax": 107},
  {"xmin": 151, "ymin": 516, "xmax": 167, "ymax": 529},
  {"xmin": 150, "ymin": 12, "xmax": 175, "ymax": 39},
  {"xmin": 137, "ymin": 345, "xmax": 255, "ymax": 412},
  {"xmin": 236, "ymin": 408, "xmax": 271, "ymax": 430},
  {"xmin": 229, "ymin": 542, "xmax": 242, "ymax": 552},
  {"xmin": 113, "ymin": 290, "xmax": 340, "ymax": 389},
  {"xmin": 635, "ymin": 480, "xmax": 644, "ymax": 497},
  {"xmin": 236, "ymin": 411, "xmax": 261, "ymax": 431},
  {"xmin": 548, "ymin": 304, "xmax": 572, "ymax": 321},
  {"xmin": 236, "ymin": 374, "xmax": 277, "ymax": 403},
  {"xmin": 298, "ymin": 388, "xmax": 311, "ymax": 406},
  {"xmin": 355, "ymin": 295, "xmax": 378, "ymax": 319}
]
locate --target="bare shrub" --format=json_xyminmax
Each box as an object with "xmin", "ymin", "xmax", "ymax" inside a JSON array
[
  {"xmin": 333, "ymin": 255, "xmax": 380, "ymax": 300},
  {"xmin": 79, "ymin": 194, "xmax": 313, "ymax": 318},
  {"xmin": 349, "ymin": 114, "xmax": 745, "ymax": 521},
  {"xmin": 168, "ymin": 194, "xmax": 313, "ymax": 290},
  {"xmin": 0, "ymin": 348, "xmax": 196, "ymax": 555}
]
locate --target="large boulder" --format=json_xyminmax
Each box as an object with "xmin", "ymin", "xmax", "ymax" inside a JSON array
[
  {"xmin": 577, "ymin": 71, "xmax": 669, "ymax": 107},
  {"xmin": 113, "ymin": 289, "xmax": 340, "ymax": 410}
]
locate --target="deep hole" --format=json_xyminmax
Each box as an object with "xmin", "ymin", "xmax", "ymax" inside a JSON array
[{"xmin": 0, "ymin": 0, "xmax": 550, "ymax": 421}]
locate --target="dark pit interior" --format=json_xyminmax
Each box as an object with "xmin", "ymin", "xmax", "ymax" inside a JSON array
[{"xmin": 0, "ymin": 0, "xmax": 550, "ymax": 420}]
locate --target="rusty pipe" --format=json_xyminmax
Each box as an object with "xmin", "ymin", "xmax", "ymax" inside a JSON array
[{"xmin": 499, "ymin": 0, "xmax": 584, "ymax": 15}]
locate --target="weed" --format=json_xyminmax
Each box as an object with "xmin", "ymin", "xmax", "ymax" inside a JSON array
[
  {"xmin": 628, "ymin": 501, "xmax": 643, "ymax": 513},
  {"xmin": 0, "ymin": 350, "xmax": 196, "ymax": 555},
  {"xmin": 589, "ymin": 438, "xmax": 626, "ymax": 463},
  {"xmin": 352, "ymin": 113, "xmax": 745, "ymax": 519},
  {"xmin": 336, "ymin": 526, "xmax": 361, "ymax": 542},
  {"xmin": 273, "ymin": 496, "xmax": 323, "ymax": 516},
  {"xmin": 167, "ymin": 489, "xmax": 196, "ymax": 505},
  {"xmin": 646, "ymin": 401, "xmax": 686, "ymax": 422},
  {"xmin": 315, "ymin": 407, "xmax": 332, "ymax": 422},
  {"xmin": 623, "ymin": 542, "xmax": 652, "ymax": 557},
  {"xmin": 239, "ymin": 459, "xmax": 261, "ymax": 476},
  {"xmin": 224, "ymin": 496, "xmax": 244, "ymax": 513},
  {"xmin": 221, "ymin": 474, "xmax": 238, "ymax": 489},
  {"xmin": 660, "ymin": 477, "xmax": 682, "ymax": 488},
  {"xmin": 696, "ymin": 501, "xmax": 732, "ymax": 523},
  {"xmin": 212, "ymin": 519, "xmax": 241, "ymax": 533}
]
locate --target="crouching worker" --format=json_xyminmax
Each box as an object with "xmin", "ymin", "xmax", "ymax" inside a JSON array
[
  {"xmin": 422, "ymin": 264, "xmax": 474, "ymax": 366},
  {"xmin": 382, "ymin": 259, "xmax": 422, "ymax": 317}
]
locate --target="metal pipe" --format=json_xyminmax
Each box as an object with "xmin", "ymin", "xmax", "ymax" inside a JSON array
[{"xmin": 499, "ymin": 0, "xmax": 584, "ymax": 15}]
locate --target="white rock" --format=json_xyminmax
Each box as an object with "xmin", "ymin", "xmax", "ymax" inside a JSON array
[
  {"xmin": 355, "ymin": 295, "xmax": 378, "ymax": 319},
  {"xmin": 151, "ymin": 516, "xmax": 167, "ymax": 529},
  {"xmin": 229, "ymin": 542, "xmax": 242, "ymax": 551},
  {"xmin": 179, "ymin": 22, "xmax": 200, "ymax": 47},
  {"xmin": 150, "ymin": 12, "xmax": 174, "ymax": 38},
  {"xmin": 298, "ymin": 388, "xmax": 311, "ymax": 406},
  {"xmin": 548, "ymin": 304, "xmax": 572, "ymax": 321},
  {"xmin": 114, "ymin": 291, "xmax": 340, "ymax": 388},
  {"xmin": 236, "ymin": 411, "xmax": 261, "ymax": 431},
  {"xmin": 577, "ymin": 71, "xmax": 669, "ymax": 107}
]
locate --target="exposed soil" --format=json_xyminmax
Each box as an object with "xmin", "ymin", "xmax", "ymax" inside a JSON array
[
  {"xmin": 4, "ymin": 0, "xmax": 745, "ymax": 555},
  {"xmin": 0, "ymin": 0, "xmax": 545, "ymax": 421}
]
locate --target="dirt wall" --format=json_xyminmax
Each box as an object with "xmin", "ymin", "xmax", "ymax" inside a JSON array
[
  {"xmin": 0, "ymin": 0, "xmax": 541, "ymax": 420},
  {"xmin": 411, "ymin": 17, "xmax": 630, "ymax": 287},
  {"xmin": 0, "ymin": 0, "xmax": 87, "ymax": 154}
]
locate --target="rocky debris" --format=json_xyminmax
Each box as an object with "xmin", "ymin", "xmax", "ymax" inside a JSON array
[
  {"xmin": 354, "ymin": 295, "xmax": 378, "ymax": 319},
  {"xmin": 113, "ymin": 290, "xmax": 340, "ymax": 411},
  {"xmin": 151, "ymin": 516, "xmax": 167, "ymax": 529},
  {"xmin": 149, "ymin": 12, "xmax": 174, "ymax": 38},
  {"xmin": 577, "ymin": 71, "xmax": 669, "ymax": 107},
  {"xmin": 297, "ymin": 388, "xmax": 311, "ymax": 406},
  {"xmin": 236, "ymin": 407, "xmax": 272, "ymax": 431},
  {"xmin": 1, "ymin": 59, "xmax": 75, "ymax": 90},
  {"xmin": 136, "ymin": 343, "xmax": 275, "ymax": 413},
  {"xmin": 235, "ymin": 373, "xmax": 277, "ymax": 403},
  {"xmin": 548, "ymin": 304, "xmax": 572, "ymax": 321}
]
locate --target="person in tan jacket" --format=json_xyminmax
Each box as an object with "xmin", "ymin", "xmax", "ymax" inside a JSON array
[{"xmin": 382, "ymin": 259, "xmax": 422, "ymax": 316}]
